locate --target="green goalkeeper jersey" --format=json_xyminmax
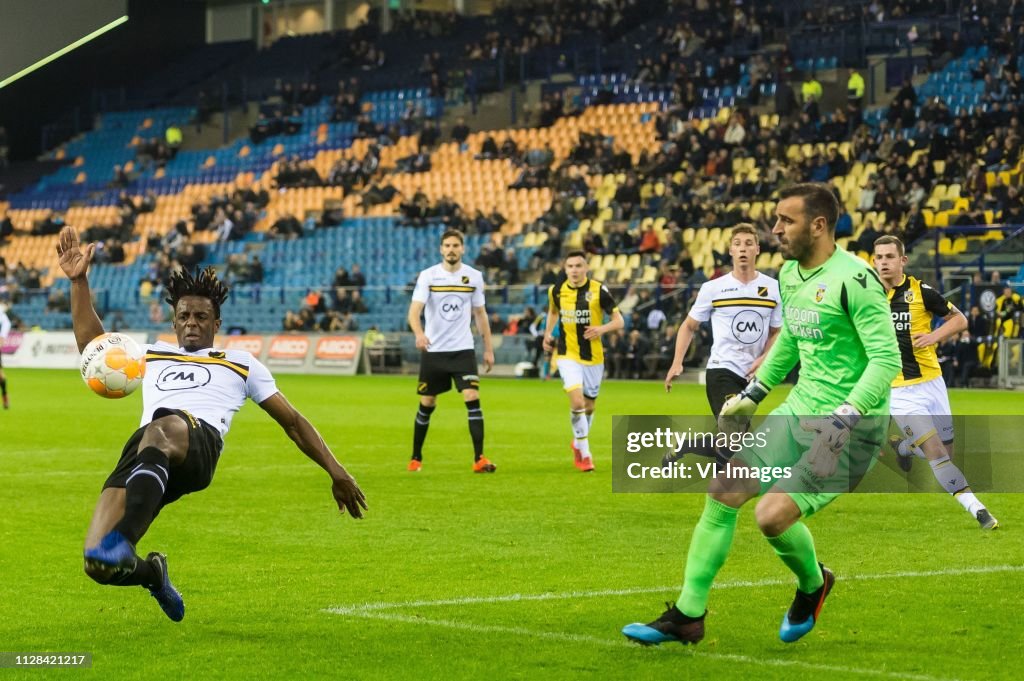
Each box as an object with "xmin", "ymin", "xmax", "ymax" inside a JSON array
[{"xmin": 755, "ymin": 247, "xmax": 901, "ymax": 415}]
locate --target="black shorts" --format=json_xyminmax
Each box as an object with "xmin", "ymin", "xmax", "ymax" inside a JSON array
[
  {"xmin": 104, "ymin": 408, "xmax": 223, "ymax": 508},
  {"xmin": 417, "ymin": 349, "xmax": 479, "ymax": 396},
  {"xmin": 706, "ymin": 368, "xmax": 749, "ymax": 417}
]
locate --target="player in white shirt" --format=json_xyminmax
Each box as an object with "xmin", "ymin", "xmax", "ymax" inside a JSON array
[
  {"xmin": 57, "ymin": 226, "xmax": 365, "ymax": 622},
  {"xmin": 0, "ymin": 302, "xmax": 11, "ymax": 409},
  {"xmin": 664, "ymin": 224, "xmax": 782, "ymax": 460},
  {"xmin": 0, "ymin": 303, "xmax": 10, "ymax": 409},
  {"xmin": 665, "ymin": 224, "xmax": 783, "ymax": 410},
  {"xmin": 407, "ymin": 229, "xmax": 496, "ymax": 472}
]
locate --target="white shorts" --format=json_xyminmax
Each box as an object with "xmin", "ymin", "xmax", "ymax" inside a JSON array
[
  {"xmin": 558, "ymin": 358, "xmax": 604, "ymax": 399},
  {"xmin": 891, "ymin": 376, "xmax": 954, "ymax": 445}
]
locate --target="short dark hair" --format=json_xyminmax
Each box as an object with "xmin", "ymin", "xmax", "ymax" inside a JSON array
[
  {"xmin": 564, "ymin": 250, "xmax": 587, "ymax": 261},
  {"xmin": 778, "ymin": 182, "xmax": 840, "ymax": 232},
  {"xmin": 873, "ymin": 234, "xmax": 905, "ymax": 257},
  {"xmin": 165, "ymin": 267, "xmax": 230, "ymax": 319},
  {"xmin": 441, "ymin": 229, "xmax": 465, "ymax": 244}
]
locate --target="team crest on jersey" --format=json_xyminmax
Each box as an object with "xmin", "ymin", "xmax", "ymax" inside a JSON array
[
  {"xmin": 757, "ymin": 286, "xmax": 768, "ymax": 297},
  {"xmin": 584, "ymin": 290, "xmax": 593, "ymax": 302},
  {"xmin": 461, "ymin": 275, "xmax": 470, "ymax": 284},
  {"xmin": 209, "ymin": 351, "xmax": 226, "ymax": 359},
  {"xmin": 904, "ymin": 425, "xmax": 914, "ymax": 438},
  {"xmin": 815, "ymin": 283, "xmax": 827, "ymax": 303},
  {"xmin": 904, "ymin": 290, "xmax": 915, "ymax": 303}
]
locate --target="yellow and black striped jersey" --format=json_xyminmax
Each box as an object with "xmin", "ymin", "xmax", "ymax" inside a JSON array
[
  {"xmin": 548, "ymin": 278, "xmax": 619, "ymax": 366},
  {"xmin": 886, "ymin": 275, "xmax": 954, "ymax": 387}
]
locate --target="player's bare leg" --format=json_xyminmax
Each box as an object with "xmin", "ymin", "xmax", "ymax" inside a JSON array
[{"xmin": 900, "ymin": 434, "xmax": 998, "ymax": 529}]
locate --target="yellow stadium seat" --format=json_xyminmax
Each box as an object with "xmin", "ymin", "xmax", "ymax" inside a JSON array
[{"xmin": 588, "ymin": 255, "xmax": 602, "ymax": 270}]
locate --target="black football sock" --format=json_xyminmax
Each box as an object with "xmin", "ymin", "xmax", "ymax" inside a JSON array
[
  {"xmin": 0, "ymin": 377, "xmax": 6, "ymax": 397},
  {"xmin": 113, "ymin": 446, "xmax": 169, "ymax": 544},
  {"xmin": 466, "ymin": 399, "xmax": 484, "ymax": 460},
  {"xmin": 412, "ymin": 405, "xmax": 435, "ymax": 461},
  {"xmin": 109, "ymin": 554, "xmax": 160, "ymax": 589}
]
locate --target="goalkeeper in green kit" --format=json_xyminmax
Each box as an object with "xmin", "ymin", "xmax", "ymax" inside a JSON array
[{"xmin": 623, "ymin": 183, "xmax": 901, "ymax": 646}]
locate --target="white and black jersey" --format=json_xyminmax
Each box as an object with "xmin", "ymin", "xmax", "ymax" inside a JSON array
[
  {"xmin": 687, "ymin": 272, "xmax": 783, "ymax": 378},
  {"xmin": 411, "ymin": 263, "xmax": 486, "ymax": 352},
  {"xmin": 140, "ymin": 341, "xmax": 279, "ymax": 438}
]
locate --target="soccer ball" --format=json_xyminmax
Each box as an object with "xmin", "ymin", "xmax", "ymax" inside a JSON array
[{"xmin": 80, "ymin": 333, "xmax": 146, "ymax": 398}]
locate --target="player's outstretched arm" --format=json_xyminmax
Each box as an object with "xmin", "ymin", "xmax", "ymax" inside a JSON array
[
  {"xmin": 753, "ymin": 322, "xmax": 799, "ymax": 389},
  {"xmin": 665, "ymin": 316, "xmax": 699, "ymax": 391},
  {"xmin": 55, "ymin": 226, "xmax": 104, "ymax": 353},
  {"xmin": 747, "ymin": 325, "xmax": 782, "ymax": 379},
  {"xmin": 259, "ymin": 392, "xmax": 367, "ymax": 519}
]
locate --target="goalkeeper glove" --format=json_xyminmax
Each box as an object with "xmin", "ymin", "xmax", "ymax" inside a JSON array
[
  {"xmin": 718, "ymin": 377, "xmax": 770, "ymax": 434},
  {"xmin": 800, "ymin": 403, "xmax": 861, "ymax": 478}
]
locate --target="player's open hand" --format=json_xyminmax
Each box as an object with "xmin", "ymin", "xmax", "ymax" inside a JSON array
[
  {"xmin": 664, "ymin": 363, "xmax": 683, "ymax": 392},
  {"xmin": 542, "ymin": 335, "xmax": 555, "ymax": 352},
  {"xmin": 56, "ymin": 226, "xmax": 95, "ymax": 281},
  {"xmin": 415, "ymin": 333, "xmax": 431, "ymax": 350},
  {"xmin": 582, "ymin": 325, "xmax": 602, "ymax": 340},
  {"xmin": 331, "ymin": 470, "xmax": 367, "ymax": 519},
  {"xmin": 482, "ymin": 350, "xmax": 494, "ymax": 373}
]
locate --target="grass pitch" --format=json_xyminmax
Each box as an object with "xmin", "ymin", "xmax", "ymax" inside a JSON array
[{"xmin": 0, "ymin": 369, "xmax": 1021, "ymax": 680}]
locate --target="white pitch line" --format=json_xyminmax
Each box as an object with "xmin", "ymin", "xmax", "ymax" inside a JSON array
[
  {"xmin": 340, "ymin": 610, "xmax": 966, "ymax": 681},
  {"xmin": 325, "ymin": 564, "xmax": 1024, "ymax": 615}
]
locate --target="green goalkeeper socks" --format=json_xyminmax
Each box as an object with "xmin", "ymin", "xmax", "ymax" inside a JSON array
[
  {"xmin": 765, "ymin": 521, "xmax": 824, "ymax": 593},
  {"xmin": 676, "ymin": 496, "xmax": 739, "ymax": 617}
]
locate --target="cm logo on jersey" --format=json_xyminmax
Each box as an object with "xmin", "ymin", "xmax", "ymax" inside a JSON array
[
  {"xmin": 156, "ymin": 364, "xmax": 212, "ymax": 391},
  {"xmin": 731, "ymin": 310, "xmax": 765, "ymax": 344},
  {"xmin": 439, "ymin": 295, "xmax": 464, "ymax": 321}
]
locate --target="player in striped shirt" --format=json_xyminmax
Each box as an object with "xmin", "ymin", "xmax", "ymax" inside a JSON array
[
  {"xmin": 873, "ymin": 235, "xmax": 997, "ymax": 529},
  {"xmin": 543, "ymin": 251, "xmax": 624, "ymax": 471}
]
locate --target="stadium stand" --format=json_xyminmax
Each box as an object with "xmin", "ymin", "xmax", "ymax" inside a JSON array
[{"xmin": 1, "ymin": 0, "xmax": 1023, "ymax": 380}]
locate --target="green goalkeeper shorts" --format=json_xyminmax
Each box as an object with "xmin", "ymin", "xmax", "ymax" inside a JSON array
[{"xmin": 733, "ymin": 401, "xmax": 887, "ymax": 518}]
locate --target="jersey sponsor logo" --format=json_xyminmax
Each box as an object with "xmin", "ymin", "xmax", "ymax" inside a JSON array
[
  {"xmin": 904, "ymin": 290, "xmax": 915, "ymax": 304},
  {"xmin": 224, "ymin": 335, "xmax": 264, "ymax": 355},
  {"xmin": 561, "ymin": 308, "xmax": 591, "ymax": 324},
  {"xmin": 815, "ymin": 283, "xmax": 827, "ymax": 303},
  {"xmin": 854, "ymin": 271, "xmax": 869, "ymax": 288},
  {"xmin": 156, "ymin": 363, "xmax": 212, "ymax": 391},
  {"xmin": 786, "ymin": 307, "xmax": 824, "ymax": 339},
  {"xmin": 892, "ymin": 310, "xmax": 912, "ymax": 332},
  {"xmin": 731, "ymin": 310, "xmax": 765, "ymax": 344},
  {"xmin": 439, "ymin": 295, "xmax": 464, "ymax": 321},
  {"xmin": 758, "ymin": 286, "xmax": 769, "ymax": 297},
  {"xmin": 720, "ymin": 287, "xmax": 739, "ymax": 293}
]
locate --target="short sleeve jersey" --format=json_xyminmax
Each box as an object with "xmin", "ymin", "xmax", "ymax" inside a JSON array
[
  {"xmin": 886, "ymin": 274, "xmax": 954, "ymax": 387},
  {"xmin": 687, "ymin": 272, "xmax": 783, "ymax": 378},
  {"xmin": 412, "ymin": 263, "xmax": 486, "ymax": 353},
  {"xmin": 141, "ymin": 341, "xmax": 279, "ymax": 438},
  {"xmin": 547, "ymin": 278, "xmax": 619, "ymax": 365}
]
